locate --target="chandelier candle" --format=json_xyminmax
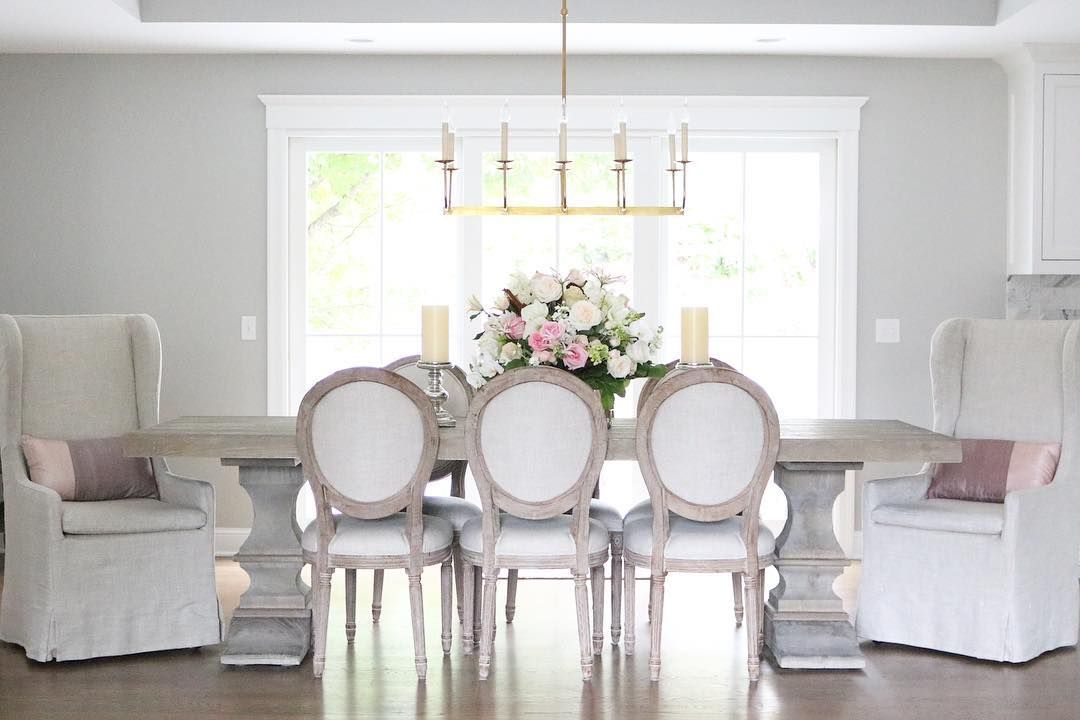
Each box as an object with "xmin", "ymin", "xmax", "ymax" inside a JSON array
[
  {"xmin": 421, "ymin": 305, "xmax": 450, "ymax": 363},
  {"xmin": 680, "ymin": 307, "xmax": 710, "ymax": 367}
]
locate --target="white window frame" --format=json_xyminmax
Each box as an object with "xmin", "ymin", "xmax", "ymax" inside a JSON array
[{"xmin": 261, "ymin": 94, "xmax": 865, "ymax": 551}]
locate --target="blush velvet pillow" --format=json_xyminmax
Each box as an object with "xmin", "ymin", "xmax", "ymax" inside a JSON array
[
  {"xmin": 927, "ymin": 439, "xmax": 1060, "ymax": 503},
  {"xmin": 20, "ymin": 435, "xmax": 158, "ymax": 501}
]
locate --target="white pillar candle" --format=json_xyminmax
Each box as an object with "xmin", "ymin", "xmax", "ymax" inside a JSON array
[
  {"xmin": 680, "ymin": 121, "xmax": 689, "ymax": 162},
  {"xmin": 681, "ymin": 307, "xmax": 709, "ymax": 365},
  {"xmin": 500, "ymin": 121, "xmax": 509, "ymax": 162},
  {"xmin": 558, "ymin": 118, "xmax": 568, "ymax": 162},
  {"xmin": 668, "ymin": 132, "xmax": 677, "ymax": 170},
  {"xmin": 421, "ymin": 305, "xmax": 450, "ymax": 363}
]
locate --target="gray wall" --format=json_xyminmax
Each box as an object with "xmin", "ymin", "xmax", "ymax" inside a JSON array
[{"xmin": 0, "ymin": 54, "xmax": 1008, "ymax": 529}]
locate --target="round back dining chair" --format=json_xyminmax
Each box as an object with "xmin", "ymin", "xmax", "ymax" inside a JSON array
[
  {"xmin": 460, "ymin": 366, "xmax": 610, "ymax": 680},
  {"xmin": 297, "ymin": 367, "xmax": 454, "ymax": 679},
  {"xmin": 627, "ymin": 366, "xmax": 779, "ymax": 681}
]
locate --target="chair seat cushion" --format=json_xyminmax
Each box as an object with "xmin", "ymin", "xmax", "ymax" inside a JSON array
[
  {"xmin": 589, "ymin": 499, "xmax": 623, "ymax": 531},
  {"xmin": 60, "ymin": 498, "xmax": 206, "ymax": 535},
  {"xmin": 871, "ymin": 499, "xmax": 1005, "ymax": 535},
  {"xmin": 422, "ymin": 495, "xmax": 481, "ymax": 532},
  {"xmin": 302, "ymin": 513, "xmax": 453, "ymax": 557},
  {"xmin": 623, "ymin": 498, "xmax": 653, "ymax": 526},
  {"xmin": 459, "ymin": 515, "xmax": 610, "ymax": 558},
  {"xmin": 623, "ymin": 515, "xmax": 774, "ymax": 561}
]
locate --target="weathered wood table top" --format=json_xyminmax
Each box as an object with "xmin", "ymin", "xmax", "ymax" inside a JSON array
[{"xmin": 124, "ymin": 416, "xmax": 961, "ymax": 465}]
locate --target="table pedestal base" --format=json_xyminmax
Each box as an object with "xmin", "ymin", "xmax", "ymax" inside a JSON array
[
  {"xmin": 220, "ymin": 459, "xmax": 311, "ymax": 667},
  {"xmin": 764, "ymin": 462, "xmax": 864, "ymax": 670}
]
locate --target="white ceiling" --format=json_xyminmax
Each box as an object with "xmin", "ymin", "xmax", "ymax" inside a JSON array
[{"xmin": 1, "ymin": 0, "xmax": 1079, "ymax": 58}]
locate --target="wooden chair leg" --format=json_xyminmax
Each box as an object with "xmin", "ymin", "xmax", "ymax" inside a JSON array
[
  {"xmin": 757, "ymin": 567, "xmax": 766, "ymax": 656},
  {"xmin": 452, "ymin": 543, "xmax": 465, "ymax": 623},
  {"xmin": 505, "ymin": 569, "xmax": 518, "ymax": 622},
  {"xmin": 473, "ymin": 568, "xmax": 483, "ymax": 644},
  {"xmin": 372, "ymin": 569, "xmax": 385, "ymax": 623},
  {"xmin": 732, "ymin": 572, "xmax": 744, "ymax": 626},
  {"xmin": 649, "ymin": 573, "xmax": 666, "ymax": 681},
  {"xmin": 345, "ymin": 568, "xmax": 357, "ymax": 643},
  {"xmin": 574, "ymin": 572, "xmax": 594, "ymax": 681},
  {"xmin": 450, "ymin": 461, "xmax": 466, "ymax": 499},
  {"xmin": 623, "ymin": 562, "xmax": 636, "ymax": 655},
  {"xmin": 312, "ymin": 564, "xmax": 333, "ymax": 678},
  {"xmin": 408, "ymin": 571, "xmax": 428, "ymax": 680},
  {"xmin": 462, "ymin": 561, "xmax": 475, "ymax": 654},
  {"xmin": 479, "ymin": 567, "xmax": 498, "ymax": 679},
  {"xmin": 440, "ymin": 559, "xmax": 453, "ymax": 654},
  {"xmin": 610, "ymin": 533, "xmax": 623, "ymax": 646},
  {"xmin": 744, "ymin": 571, "xmax": 761, "ymax": 682},
  {"xmin": 590, "ymin": 565, "xmax": 604, "ymax": 655}
]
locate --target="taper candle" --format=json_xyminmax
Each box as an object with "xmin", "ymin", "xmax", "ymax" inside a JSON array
[
  {"xmin": 558, "ymin": 117, "xmax": 568, "ymax": 162},
  {"xmin": 441, "ymin": 122, "xmax": 451, "ymax": 162},
  {"xmin": 681, "ymin": 307, "xmax": 709, "ymax": 365},
  {"xmin": 680, "ymin": 121, "xmax": 689, "ymax": 162},
  {"xmin": 421, "ymin": 305, "xmax": 450, "ymax": 363},
  {"xmin": 668, "ymin": 132, "xmax": 677, "ymax": 170},
  {"xmin": 500, "ymin": 121, "xmax": 509, "ymax": 162},
  {"xmin": 447, "ymin": 131, "xmax": 455, "ymax": 162}
]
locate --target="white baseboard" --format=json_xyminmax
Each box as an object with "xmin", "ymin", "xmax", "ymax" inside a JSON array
[
  {"xmin": 215, "ymin": 527, "xmax": 250, "ymax": 558},
  {"xmin": 851, "ymin": 530, "xmax": 863, "ymax": 560}
]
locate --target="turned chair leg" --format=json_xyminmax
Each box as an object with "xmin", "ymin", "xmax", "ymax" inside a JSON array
[
  {"xmin": 407, "ymin": 571, "xmax": 428, "ymax": 680},
  {"xmin": 591, "ymin": 565, "xmax": 604, "ymax": 655},
  {"xmin": 757, "ymin": 567, "xmax": 766, "ymax": 655},
  {"xmin": 345, "ymin": 568, "xmax": 357, "ymax": 643},
  {"xmin": 649, "ymin": 573, "xmax": 666, "ymax": 681},
  {"xmin": 505, "ymin": 569, "xmax": 518, "ymax": 622},
  {"xmin": 312, "ymin": 564, "xmax": 333, "ymax": 679},
  {"xmin": 744, "ymin": 571, "xmax": 761, "ymax": 681},
  {"xmin": 732, "ymin": 572, "xmax": 744, "ymax": 626},
  {"xmin": 462, "ymin": 562, "xmax": 475, "ymax": 653},
  {"xmin": 440, "ymin": 559, "xmax": 453, "ymax": 654},
  {"xmin": 623, "ymin": 562, "xmax": 636, "ymax": 655},
  {"xmin": 372, "ymin": 569, "xmax": 385, "ymax": 623},
  {"xmin": 574, "ymin": 572, "xmax": 594, "ymax": 681},
  {"xmin": 610, "ymin": 533, "xmax": 623, "ymax": 646},
  {"xmin": 453, "ymin": 543, "xmax": 465, "ymax": 623},
  {"xmin": 473, "ymin": 569, "xmax": 483, "ymax": 644},
  {"xmin": 479, "ymin": 567, "xmax": 498, "ymax": 679}
]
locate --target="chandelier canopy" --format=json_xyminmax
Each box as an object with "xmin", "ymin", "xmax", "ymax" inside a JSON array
[{"xmin": 437, "ymin": 0, "xmax": 690, "ymax": 216}]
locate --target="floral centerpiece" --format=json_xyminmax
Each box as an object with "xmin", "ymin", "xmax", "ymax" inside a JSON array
[{"xmin": 465, "ymin": 268, "xmax": 667, "ymax": 411}]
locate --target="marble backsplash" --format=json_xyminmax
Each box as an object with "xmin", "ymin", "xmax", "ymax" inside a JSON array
[{"xmin": 1006, "ymin": 275, "xmax": 1080, "ymax": 320}]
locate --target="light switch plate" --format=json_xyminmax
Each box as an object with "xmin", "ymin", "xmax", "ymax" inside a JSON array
[
  {"xmin": 875, "ymin": 318, "xmax": 900, "ymax": 344},
  {"xmin": 241, "ymin": 316, "xmax": 257, "ymax": 341}
]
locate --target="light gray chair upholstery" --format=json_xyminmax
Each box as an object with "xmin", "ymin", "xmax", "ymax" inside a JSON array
[
  {"xmin": 0, "ymin": 314, "xmax": 221, "ymax": 661},
  {"xmin": 856, "ymin": 319, "xmax": 1080, "ymax": 662}
]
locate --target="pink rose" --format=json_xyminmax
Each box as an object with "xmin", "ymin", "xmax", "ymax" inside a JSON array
[
  {"xmin": 528, "ymin": 331, "xmax": 552, "ymax": 352},
  {"xmin": 502, "ymin": 314, "xmax": 526, "ymax": 340},
  {"xmin": 535, "ymin": 350, "xmax": 556, "ymax": 364},
  {"xmin": 562, "ymin": 343, "xmax": 588, "ymax": 370},
  {"xmin": 540, "ymin": 320, "xmax": 564, "ymax": 342}
]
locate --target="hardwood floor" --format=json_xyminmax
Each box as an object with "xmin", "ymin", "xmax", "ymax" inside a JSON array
[{"xmin": 1, "ymin": 561, "xmax": 1078, "ymax": 719}]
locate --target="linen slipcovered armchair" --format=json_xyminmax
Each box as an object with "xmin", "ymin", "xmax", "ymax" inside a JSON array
[
  {"xmin": 856, "ymin": 319, "xmax": 1080, "ymax": 662},
  {"xmin": 0, "ymin": 314, "xmax": 222, "ymax": 661}
]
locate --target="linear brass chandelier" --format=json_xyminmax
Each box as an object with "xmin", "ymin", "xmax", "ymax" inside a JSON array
[{"xmin": 437, "ymin": 0, "xmax": 689, "ymax": 216}]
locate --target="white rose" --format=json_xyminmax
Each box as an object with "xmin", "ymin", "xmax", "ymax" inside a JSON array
[
  {"xmin": 478, "ymin": 332, "xmax": 501, "ymax": 358},
  {"xmin": 608, "ymin": 305, "xmax": 630, "ymax": 325},
  {"xmin": 568, "ymin": 300, "xmax": 603, "ymax": 331},
  {"xmin": 499, "ymin": 342, "xmax": 522, "ymax": 363},
  {"xmin": 606, "ymin": 350, "xmax": 636, "ymax": 379},
  {"xmin": 565, "ymin": 268, "xmax": 587, "ymax": 287},
  {"xmin": 584, "ymin": 278, "xmax": 604, "ymax": 303},
  {"xmin": 562, "ymin": 285, "xmax": 587, "ymax": 305},
  {"xmin": 491, "ymin": 292, "xmax": 510, "ymax": 311},
  {"xmin": 627, "ymin": 339, "xmax": 652, "ymax": 364},
  {"xmin": 521, "ymin": 301, "xmax": 548, "ymax": 324},
  {"xmin": 507, "ymin": 272, "xmax": 534, "ymax": 303},
  {"xmin": 629, "ymin": 318, "xmax": 654, "ymax": 344},
  {"xmin": 476, "ymin": 351, "xmax": 504, "ymax": 379},
  {"xmin": 530, "ymin": 273, "xmax": 563, "ymax": 303},
  {"xmin": 466, "ymin": 294, "xmax": 484, "ymax": 313}
]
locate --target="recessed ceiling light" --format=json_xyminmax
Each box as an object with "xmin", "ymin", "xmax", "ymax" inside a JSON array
[
  {"xmin": 346, "ymin": 37, "xmax": 374, "ymax": 44},
  {"xmin": 755, "ymin": 37, "xmax": 784, "ymax": 44}
]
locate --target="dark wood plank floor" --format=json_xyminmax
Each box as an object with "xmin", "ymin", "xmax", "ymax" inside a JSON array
[{"xmin": 1, "ymin": 562, "xmax": 1078, "ymax": 719}]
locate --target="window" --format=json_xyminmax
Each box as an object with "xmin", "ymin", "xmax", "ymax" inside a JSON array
[{"xmin": 267, "ymin": 96, "xmax": 862, "ymax": 549}]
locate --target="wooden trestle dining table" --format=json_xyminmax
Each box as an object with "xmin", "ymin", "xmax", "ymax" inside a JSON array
[{"xmin": 124, "ymin": 416, "xmax": 960, "ymax": 671}]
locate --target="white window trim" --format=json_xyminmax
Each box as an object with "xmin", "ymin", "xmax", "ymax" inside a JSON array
[{"xmin": 260, "ymin": 93, "xmax": 865, "ymax": 552}]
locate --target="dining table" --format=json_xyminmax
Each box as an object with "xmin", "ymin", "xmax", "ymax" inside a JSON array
[{"xmin": 124, "ymin": 416, "xmax": 960, "ymax": 671}]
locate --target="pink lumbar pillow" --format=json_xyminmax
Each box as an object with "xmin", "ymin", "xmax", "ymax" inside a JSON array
[
  {"xmin": 20, "ymin": 434, "xmax": 158, "ymax": 501},
  {"xmin": 927, "ymin": 438, "xmax": 1060, "ymax": 503}
]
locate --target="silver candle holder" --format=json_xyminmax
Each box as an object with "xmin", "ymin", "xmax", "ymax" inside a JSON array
[
  {"xmin": 416, "ymin": 361, "xmax": 456, "ymax": 427},
  {"xmin": 675, "ymin": 361, "xmax": 713, "ymax": 371}
]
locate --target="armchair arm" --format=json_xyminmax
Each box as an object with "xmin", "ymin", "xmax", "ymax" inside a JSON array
[
  {"xmin": 155, "ymin": 469, "xmax": 215, "ymax": 518},
  {"xmin": 1, "ymin": 442, "xmax": 63, "ymax": 548},
  {"xmin": 1004, "ymin": 483, "xmax": 1077, "ymax": 566},
  {"xmin": 863, "ymin": 472, "xmax": 931, "ymax": 516}
]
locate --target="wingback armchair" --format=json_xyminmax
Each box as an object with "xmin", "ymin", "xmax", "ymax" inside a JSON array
[
  {"xmin": 856, "ymin": 319, "xmax": 1080, "ymax": 662},
  {"xmin": 0, "ymin": 314, "xmax": 222, "ymax": 661}
]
